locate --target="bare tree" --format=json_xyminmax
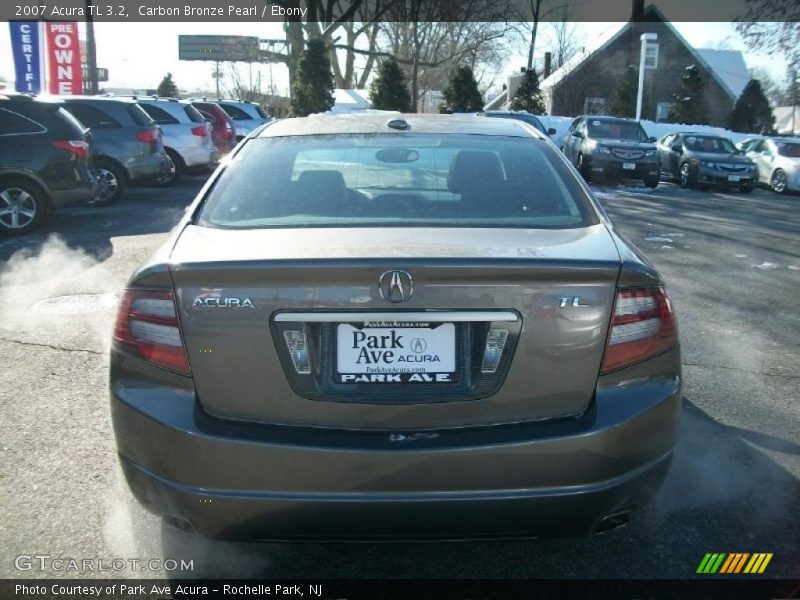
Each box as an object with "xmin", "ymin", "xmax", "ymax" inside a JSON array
[
  {"xmin": 546, "ymin": 5, "xmax": 580, "ymax": 70},
  {"xmin": 734, "ymin": 0, "xmax": 800, "ymax": 70}
]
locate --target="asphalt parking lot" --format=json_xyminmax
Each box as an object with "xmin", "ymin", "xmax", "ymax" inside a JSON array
[{"xmin": 0, "ymin": 175, "xmax": 797, "ymax": 580}]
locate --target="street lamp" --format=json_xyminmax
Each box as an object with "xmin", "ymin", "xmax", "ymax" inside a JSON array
[{"xmin": 636, "ymin": 33, "xmax": 657, "ymax": 121}]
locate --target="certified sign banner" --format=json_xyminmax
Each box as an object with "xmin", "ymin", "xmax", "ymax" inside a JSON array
[
  {"xmin": 46, "ymin": 22, "xmax": 82, "ymax": 95},
  {"xmin": 8, "ymin": 22, "xmax": 42, "ymax": 93}
]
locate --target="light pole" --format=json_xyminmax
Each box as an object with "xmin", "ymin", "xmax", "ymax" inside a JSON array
[{"xmin": 636, "ymin": 33, "xmax": 657, "ymax": 121}]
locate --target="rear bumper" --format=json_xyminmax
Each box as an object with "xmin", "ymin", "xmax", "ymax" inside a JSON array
[{"xmin": 111, "ymin": 348, "xmax": 681, "ymax": 540}]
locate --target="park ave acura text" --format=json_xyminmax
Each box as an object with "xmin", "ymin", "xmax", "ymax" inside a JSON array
[{"xmin": 109, "ymin": 114, "xmax": 681, "ymax": 541}]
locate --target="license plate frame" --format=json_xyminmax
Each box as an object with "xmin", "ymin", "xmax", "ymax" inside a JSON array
[
  {"xmin": 335, "ymin": 322, "xmax": 457, "ymax": 384},
  {"xmin": 622, "ymin": 162, "xmax": 636, "ymax": 170}
]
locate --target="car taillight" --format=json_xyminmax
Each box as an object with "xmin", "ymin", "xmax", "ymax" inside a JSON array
[
  {"xmin": 191, "ymin": 125, "xmax": 208, "ymax": 136},
  {"xmin": 224, "ymin": 120, "xmax": 234, "ymax": 138},
  {"xmin": 51, "ymin": 140, "xmax": 89, "ymax": 160},
  {"xmin": 602, "ymin": 287, "xmax": 677, "ymax": 373},
  {"xmin": 136, "ymin": 129, "xmax": 158, "ymax": 143},
  {"xmin": 113, "ymin": 289, "xmax": 190, "ymax": 375}
]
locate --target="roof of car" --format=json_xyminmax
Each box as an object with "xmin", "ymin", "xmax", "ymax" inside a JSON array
[
  {"xmin": 581, "ymin": 115, "xmax": 640, "ymax": 124},
  {"xmin": 257, "ymin": 113, "xmax": 546, "ymax": 139},
  {"xmin": 58, "ymin": 95, "xmax": 139, "ymax": 104}
]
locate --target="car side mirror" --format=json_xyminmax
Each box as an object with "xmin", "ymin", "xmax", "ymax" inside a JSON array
[
  {"xmin": 671, "ymin": 144, "xmax": 682, "ymax": 153},
  {"xmin": 548, "ymin": 128, "xmax": 557, "ymax": 136},
  {"xmin": 649, "ymin": 136, "xmax": 657, "ymax": 143},
  {"xmin": 571, "ymin": 131, "xmax": 583, "ymax": 139}
]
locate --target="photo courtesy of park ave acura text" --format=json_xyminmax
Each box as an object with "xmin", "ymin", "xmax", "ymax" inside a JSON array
[{"xmin": 0, "ymin": 0, "xmax": 798, "ymax": 598}]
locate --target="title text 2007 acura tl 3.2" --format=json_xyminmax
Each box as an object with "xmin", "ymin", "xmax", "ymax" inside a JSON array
[{"xmin": 110, "ymin": 114, "xmax": 680, "ymax": 540}]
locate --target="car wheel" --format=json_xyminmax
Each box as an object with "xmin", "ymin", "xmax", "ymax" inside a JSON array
[
  {"xmin": 644, "ymin": 177, "xmax": 659, "ymax": 189},
  {"xmin": 770, "ymin": 169, "xmax": 787, "ymax": 194},
  {"xmin": 155, "ymin": 152, "xmax": 180, "ymax": 187},
  {"xmin": 577, "ymin": 154, "xmax": 591, "ymax": 182},
  {"xmin": 0, "ymin": 178, "xmax": 48, "ymax": 235},
  {"xmin": 91, "ymin": 160, "xmax": 125, "ymax": 206},
  {"xmin": 679, "ymin": 163, "xmax": 693, "ymax": 188},
  {"xmin": 739, "ymin": 185, "xmax": 753, "ymax": 194}
]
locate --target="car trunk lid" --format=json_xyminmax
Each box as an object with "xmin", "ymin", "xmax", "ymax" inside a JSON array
[{"xmin": 169, "ymin": 224, "xmax": 621, "ymax": 430}]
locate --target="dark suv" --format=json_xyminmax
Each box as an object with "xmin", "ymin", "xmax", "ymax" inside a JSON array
[
  {"xmin": 61, "ymin": 97, "xmax": 172, "ymax": 205},
  {"xmin": 0, "ymin": 95, "xmax": 98, "ymax": 235},
  {"xmin": 562, "ymin": 116, "xmax": 660, "ymax": 187}
]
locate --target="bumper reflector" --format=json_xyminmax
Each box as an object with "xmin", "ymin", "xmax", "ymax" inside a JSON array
[
  {"xmin": 283, "ymin": 328, "xmax": 311, "ymax": 374},
  {"xmin": 481, "ymin": 328, "xmax": 509, "ymax": 373}
]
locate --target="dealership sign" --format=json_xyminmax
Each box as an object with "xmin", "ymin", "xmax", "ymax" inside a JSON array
[
  {"xmin": 8, "ymin": 22, "xmax": 42, "ymax": 93},
  {"xmin": 46, "ymin": 22, "xmax": 82, "ymax": 94}
]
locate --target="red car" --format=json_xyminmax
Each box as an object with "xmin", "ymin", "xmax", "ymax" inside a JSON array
[{"xmin": 190, "ymin": 101, "xmax": 236, "ymax": 155}]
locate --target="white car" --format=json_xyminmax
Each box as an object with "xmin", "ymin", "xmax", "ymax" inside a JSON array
[
  {"xmin": 738, "ymin": 137, "xmax": 800, "ymax": 194},
  {"xmin": 133, "ymin": 97, "xmax": 219, "ymax": 184},
  {"xmin": 215, "ymin": 100, "xmax": 271, "ymax": 141}
]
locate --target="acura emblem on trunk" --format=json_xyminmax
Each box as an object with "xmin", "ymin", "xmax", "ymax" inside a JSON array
[{"xmin": 379, "ymin": 270, "xmax": 414, "ymax": 303}]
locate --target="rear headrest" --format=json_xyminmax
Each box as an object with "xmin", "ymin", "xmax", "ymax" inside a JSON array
[
  {"xmin": 296, "ymin": 170, "xmax": 346, "ymax": 199},
  {"xmin": 447, "ymin": 150, "xmax": 505, "ymax": 194}
]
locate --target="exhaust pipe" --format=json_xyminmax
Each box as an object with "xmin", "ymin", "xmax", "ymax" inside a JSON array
[{"xmin": 593, "ymin": 510, "xmax": 631, "ymax": 535}]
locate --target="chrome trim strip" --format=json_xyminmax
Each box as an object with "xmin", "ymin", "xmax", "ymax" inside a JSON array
[{"xmin": 274, "ymin": 311, "xmax": 519, "ymax": 323}]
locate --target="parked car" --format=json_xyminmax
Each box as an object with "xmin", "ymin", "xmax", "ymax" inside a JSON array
[
  {"xmin": 131, "ymin": 97, "xmax": 218, "ymax": 185},
  {"xmin": 657, "ymin": 133, "xmax": 757, "ymax": 192},
  {"xmin": 562, "ymin": 116, "xmax": 660, "ymax": 187},
  {"xmin": 61, "ymin": 96, "xmax": 172, "ymax": 205},
  {"xmin": 110, "ymin": 114, "xmax": 681, "ymax": 541},
  {"xmin": 738, "ymin": 137, "xmax": 800, "ymax": 194},
  {"xmin": 0, "ymin": 95, "xmax": 98, "ymax": 235},
  {"xmin": 215, "ymin": 99, "xmax": 270, "ymax": 141},
  {"xmin": 189, "ymin": 100, "xmax": 236, "ymax": 156},
  {"xmin": 480, "ymin": 110, "xmax": 556, "ymax": 137}
]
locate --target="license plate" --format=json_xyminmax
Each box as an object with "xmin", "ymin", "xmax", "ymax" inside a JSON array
[
  {"xmin": 336, "ymin": 322, "xmax": 456, "ymax": 383},
  {"xmin": 623, "ymin": 162, "xmax": 636, "ymax": 170},
  {"xmin": 727, "ymin": 175, "xmax": 740, "ymax": 182}
]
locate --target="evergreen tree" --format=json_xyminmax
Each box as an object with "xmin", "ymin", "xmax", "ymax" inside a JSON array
[
  {"xmin": 290, "ymin": 39, "xmax": 335, "ymax": 117},
  {"xmin": 727, "ymin": 79, "xmax": 776, "ymax": 134},
  {"xmin": 439, "ymin": 65, "xmax": 484, "ymax": 114},
  {"xmin": 156, "ymin": 73, "xmax": 178, "ymax": 97},
  {"xmin": 668, "ymin": 65, "xmax": 710, "ymax": 125},
  {"xmin": 509, "ymin": 69, "xmax": 547, "ymax": 114},
  {"xmin": 608, "ymin": 65, "xmax": 638, "ymax": 118},
  {"xmin": 369, "ymin": 57, "xmax": 411, "ymax": 111}
]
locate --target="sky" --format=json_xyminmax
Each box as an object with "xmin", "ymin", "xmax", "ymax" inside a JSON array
[{"xmin": 0, "ymin": 20, "xmax": 789, "ymax": 99}]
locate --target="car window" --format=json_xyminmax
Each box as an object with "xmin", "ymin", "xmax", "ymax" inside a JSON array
[
  {"xmin": 140, "ymin": 104, "xmax": 179, "ymax": 125},
  {"xmin": 0, "ymin": 108, "xmax": 46, "ymax": 135},
  {"xmin": 197, "ymin": 109, "xmax": 216, "ymax": 124},
  {"xmin": 183, "ymin": 104, "xmax": 206, "ymax": 123},
  {"xmin": 253, "ymin": 105, "xmax": 268, "ymax": 119},
  {"xmin": 219, "ymin": 103, "xmax": 252, "ymax": 120},
  {"xmin": 776, "ymin": 142, "xmax": 800, "ymax": 158},
  {"xmin": 587, "ymin": 120, "xmax": 647, "ymax": 141},
  {"xmin": 64, "ymin": 103, "xmax": 120, "ymax": 129},
  {"xmin": 568, "ymin": 117, "xmax": 580, "ymax": 132},
  {"xmin": 683, "ymin": 135, "xmax": 736, "ymax": 154},
  {"xmin": 198, "ymin": 134, "xmax": 598, "ymax": 231},
  {"xmin": 128, "ymin": 103, "xmax": 155, "ymax": 127}
]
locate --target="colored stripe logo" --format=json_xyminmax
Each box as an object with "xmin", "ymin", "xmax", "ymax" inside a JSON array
[{"xmin": 697, "ymin": 553, "xmax": 773, "ymax": 574}]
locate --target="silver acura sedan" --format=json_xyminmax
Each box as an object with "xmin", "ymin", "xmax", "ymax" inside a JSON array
[{"xmin": 110, "ymin": 114, "xmax": 681, "ymax": 540}]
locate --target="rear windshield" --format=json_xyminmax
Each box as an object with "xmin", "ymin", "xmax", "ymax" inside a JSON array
[
  {"xmin": 197, "ymin": 134, "xmax": 597, "ymax": 230},
  {"xmin": 587, "ymin": 120, "xmax": 648, "ymax": 142},
  {"xmin": 127, "ymin": 103, "xmax": 155, "ymax": 127},
  {"xmin": 254, "ymin": 105, "xmax": 268, "ymax": 119},
  {"xmin": 683, "ymin": 135, "xmax": 736, "ymax": 154},
  {"xmin": 488, "ymin": 113, "xmax": 545, "ymax": 134},
  {"xmin": 220, "ymin": 103, "xmax": 253, "ymax": 120},
  {"xmin": 56, "ymin": 107, "xmax": 87, "ymax": 135},
  {"xmin": 776, "ymin": 142, "xmax": 800, "ymax": 157},
  {"xmin": 183, "ymin": 104, "xmax": 206, "ymax": 123}
]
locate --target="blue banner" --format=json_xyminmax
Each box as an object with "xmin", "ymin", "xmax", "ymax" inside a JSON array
[{"xmin": 9, "ymin": 21, "xmax": 42, "ymax": 94}]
